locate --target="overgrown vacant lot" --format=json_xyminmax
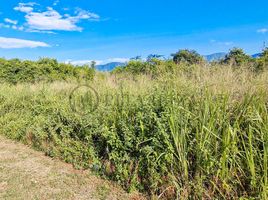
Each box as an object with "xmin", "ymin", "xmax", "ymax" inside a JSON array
[
  {"xmin": 0, "ymin": 136, "xmax": 143, "ymax": 200},
  {"xmin": 0, "ymin": 65, "xmax": 268, "ymax": 199}
]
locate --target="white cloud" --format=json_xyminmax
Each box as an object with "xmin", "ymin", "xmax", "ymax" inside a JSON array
[
  {"xmin": 0, "ymin": 36, "xmax": 50, "ymax": 48},
  {"xmin": 11, "ymin": 25, "xmax": 24, "ymax": 31},
  {"xmin": 74, "ymin": 8, "xmax": 100, "ymax": 20},
  {"xmin": 13, "ymin": 3, "xmax": 100, "ymax": 32},
  {"xmin": 210, "ymin": 39, "xmax": 233, "ymax": 46},
  {"xmin": 14, "ymin": 2, "xmax": 36, "ymax": 13},
  {"xmin": 257, "ymin": 28, "xmax": 268, "ymax": 34},
  {"xmin": 106, "ymin": 58, "xmax": 129, "ymax": 63},
  {"xmin": 221, "ymin": 42, "xmax": 233, "ymax": 46},
  {"xmin": 66, "ymin": 59, "xmax": 103, "ymax": 66},
  {"xmin": 26, "ymin": 29, "xmax": 55, "ymax": 34},
  {"xmin": 26, "ymin": 8, "xmax": 82, "ymax": 31},
  {"xmin": 4, "ymin": 18, "xmax": 18, "ymax": 25},
  {"xmin": 0, "ymin": 23, "xmax": 10, "ymax": 28},
  {"xmin": 0, "ymin": 22, "xmax": 24, "ymax": 31},
  {"xmin": 66, "ymin": 58, "xmax": 129, "ymax": 66},
  {"xmin": 53, "ymin": 0, "xmax": 60, "ymax": 6}
]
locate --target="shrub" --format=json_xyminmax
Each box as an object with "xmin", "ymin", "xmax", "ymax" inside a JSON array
[
  {"xmin": 254, "ymin": 48, "xmax": 268, "ymax": 72},
  {"xmin": 221, "ymin": 48, "xmax": 253, "ymax": 66},
  {"xmin": 172, "ymin": 49, "xmax": 204, "ymax": 65},
  {"xmin": 0, "ymin": 57, "xmax": 95, "ymax": 84}
]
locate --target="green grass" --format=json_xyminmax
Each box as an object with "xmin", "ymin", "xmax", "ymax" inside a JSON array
[{"xmin": 0, "ymin": 65, "xmax": 268, "ymax": 199}]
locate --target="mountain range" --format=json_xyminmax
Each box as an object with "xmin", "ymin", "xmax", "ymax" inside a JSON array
[
  {"xmin": 96, "ymin": 52, "xmax": 261, "ymax": 71},
  {"xmin": 252, "ymin": 53, "xmax": 262, "ymax": 58},
  {"xmin": 96, "ymin": 62, "xmax": 126, "ymax": 71},
  {"xmin": 204, "ymin": 52, "xmax": 227, "ymax": 62}
]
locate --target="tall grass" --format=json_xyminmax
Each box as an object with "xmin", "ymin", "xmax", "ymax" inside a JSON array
[{"xmin": 0, "ymin": 65, "xmax": 268, "ymax": 199}]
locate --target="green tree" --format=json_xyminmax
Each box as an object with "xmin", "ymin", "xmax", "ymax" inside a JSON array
[
  {"xmin": 222, "ymin": 48, "xmax": 252, "ymax": 66},
  {"xmin": 146, "ymin": 54, "xmax": 163, "ymax": 66},
  {"xmin": 91, "ymin": 61, "xmax": 96, "ymax": 69},
  {"xmin": 0, "ymin": 57, "xmax": 95, "ymax": 84},
  {"xmin": 172, "ymin": 49, "xmax": 204, "ymax": 65},
  {"xmin": 254, "ymin": 48, "xmax": 268, "ymax": 72},
  {"xmin": 130, "ymin": 56, "xmax": 142, "ymax": 61}
]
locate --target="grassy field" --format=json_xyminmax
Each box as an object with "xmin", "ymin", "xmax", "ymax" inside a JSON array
[{"xmin": 0, "ymin": 65, "xmax": 268, "ymax": 199}]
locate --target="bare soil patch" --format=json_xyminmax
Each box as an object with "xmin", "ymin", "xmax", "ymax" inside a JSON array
[{"xmin": 0, "ymin": 136, "xmax": 144, "ymax": 200}]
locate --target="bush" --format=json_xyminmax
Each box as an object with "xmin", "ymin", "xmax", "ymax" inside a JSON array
[
  {"xmin": 172, "ymin": 49, "xmax": 204, "ymax": 65},
  {"xmin": 254, "ymin": 48, "xmax": 268, "ymax": 72},
  {"xmin": 221, "ymin": 48, "xmax": 253, "ymax": 66},
  {"xmin": 0, "ymin": 57, "xmax": 95, "ymax": 84}
]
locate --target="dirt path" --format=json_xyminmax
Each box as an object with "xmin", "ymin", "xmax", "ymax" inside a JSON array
[{"xmin": 0, "ymin": 136, "xmax": 143, "ymax": 200}]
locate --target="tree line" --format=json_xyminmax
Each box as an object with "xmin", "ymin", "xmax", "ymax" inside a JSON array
[
  {"xmin": 0, "ymin": 57, "xmax": 95, "ymax": 84},
  {"xmin": 1, "ymin": 47, "xmax": 268, "ymax": 84},
  {"xmin": 114, "ymin": 47, "xmax": 268, "ymax": 74}
]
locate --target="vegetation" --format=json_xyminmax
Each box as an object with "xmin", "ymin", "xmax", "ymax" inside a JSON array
[
  {"xmin": 114, "ymin": 48, "xmax": 268, "ymax": 76},
  {"xmin": 0, "ymin": 48, "xmax": 268, "ymax": 199},
  {"xmin": 0, "ymin": 57, "xmax": 95, "ymax": 84},
  {"xmin": 255, "ymin": 48, "xmax": 268, "ymax": 72},
  {"xmin": 221, "ymin": 48, "xmax": 253, "ymax": 66},
  {"xmin": 172, "ymin": 49, "xmax": 204, "ymax": 65}
]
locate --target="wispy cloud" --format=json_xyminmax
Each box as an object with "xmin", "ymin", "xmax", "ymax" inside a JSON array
[
  {"xmin": 0, "ymin": 36, "xmax": 50, "ymax": 48},
  {"xmin": 66, "ymin": 58, "xmax": 129, "ymax": 66},
  {"xmin": 221, "ymin": 42, "xmax": 233, "ymax": 46},
  {"xmin": 2, "ymin": 18, "xmax": 24, "ymax": 31},
  {"xmin": 0, "ymin": 23, "xmax": 24, "ymax": 31},
  {"xmin": 106, "ymin": 58, "xmax": 129, "ymax": 63},
  {"xmin": 0, "ymin": 23, "xmax": 11, "ymax": 28},
  {"xmin": 210, "ymin": 39, "xmax": 233, "ymax": 46},
  {"xmin": 14, "ymin": 2, "xmax": 36, "ymax": 13},
  {"xmin": 4, "ymin": 18, "xmax": 18, "ymax": 25},
  {"xmin": 53, "ymin": 0, "xmax": 60, "ymax": 6},
  {"xmin": 66, "ymin": 59, "xmax": 103, "ymax": 66},
  {"xmin": 12, "ymin": 3, "xmax": 100, "ymax": 32},
  {"xmin": 257, "ymin": 28, "xmax": 268, "ymax": 34}
]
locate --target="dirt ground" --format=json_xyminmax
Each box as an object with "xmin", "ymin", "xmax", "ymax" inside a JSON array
[{"xmin": 0, "ymin": 136, "xmax": 144, "ymax": 200}]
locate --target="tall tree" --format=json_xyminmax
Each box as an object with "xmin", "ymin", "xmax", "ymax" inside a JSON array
[{"xmin": 222, "ymin": 48, "xmax": 252, "ymax": 66}]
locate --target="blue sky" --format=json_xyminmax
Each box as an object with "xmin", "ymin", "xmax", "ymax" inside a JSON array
[{"xmin": 0, "ymin": 0, "xmax": 267, "ymax": 64}]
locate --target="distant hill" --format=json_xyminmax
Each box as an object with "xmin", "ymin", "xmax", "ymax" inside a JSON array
[
  {"xmin": 204, "ymin": 53, "xmax": 227, "ymax": 62},
  {"xmin": 96, "ymin": 62, "xmax": 126, "ymax": 71},
  {"xmin": 96, "ymin": 53, "xmax": 263, "ymax": 71},
  {"xmin": 204, "ymin": 52, "xmax": 263, "ymax": 62},
  {"xmin": 252, "ymin": 53, "xmax": 262, "ymax": 58}
]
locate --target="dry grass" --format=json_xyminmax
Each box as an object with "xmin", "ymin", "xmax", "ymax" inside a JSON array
[{"xmin": 0, "ymin": 136, "xmax": 145, "ymax": 200}]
